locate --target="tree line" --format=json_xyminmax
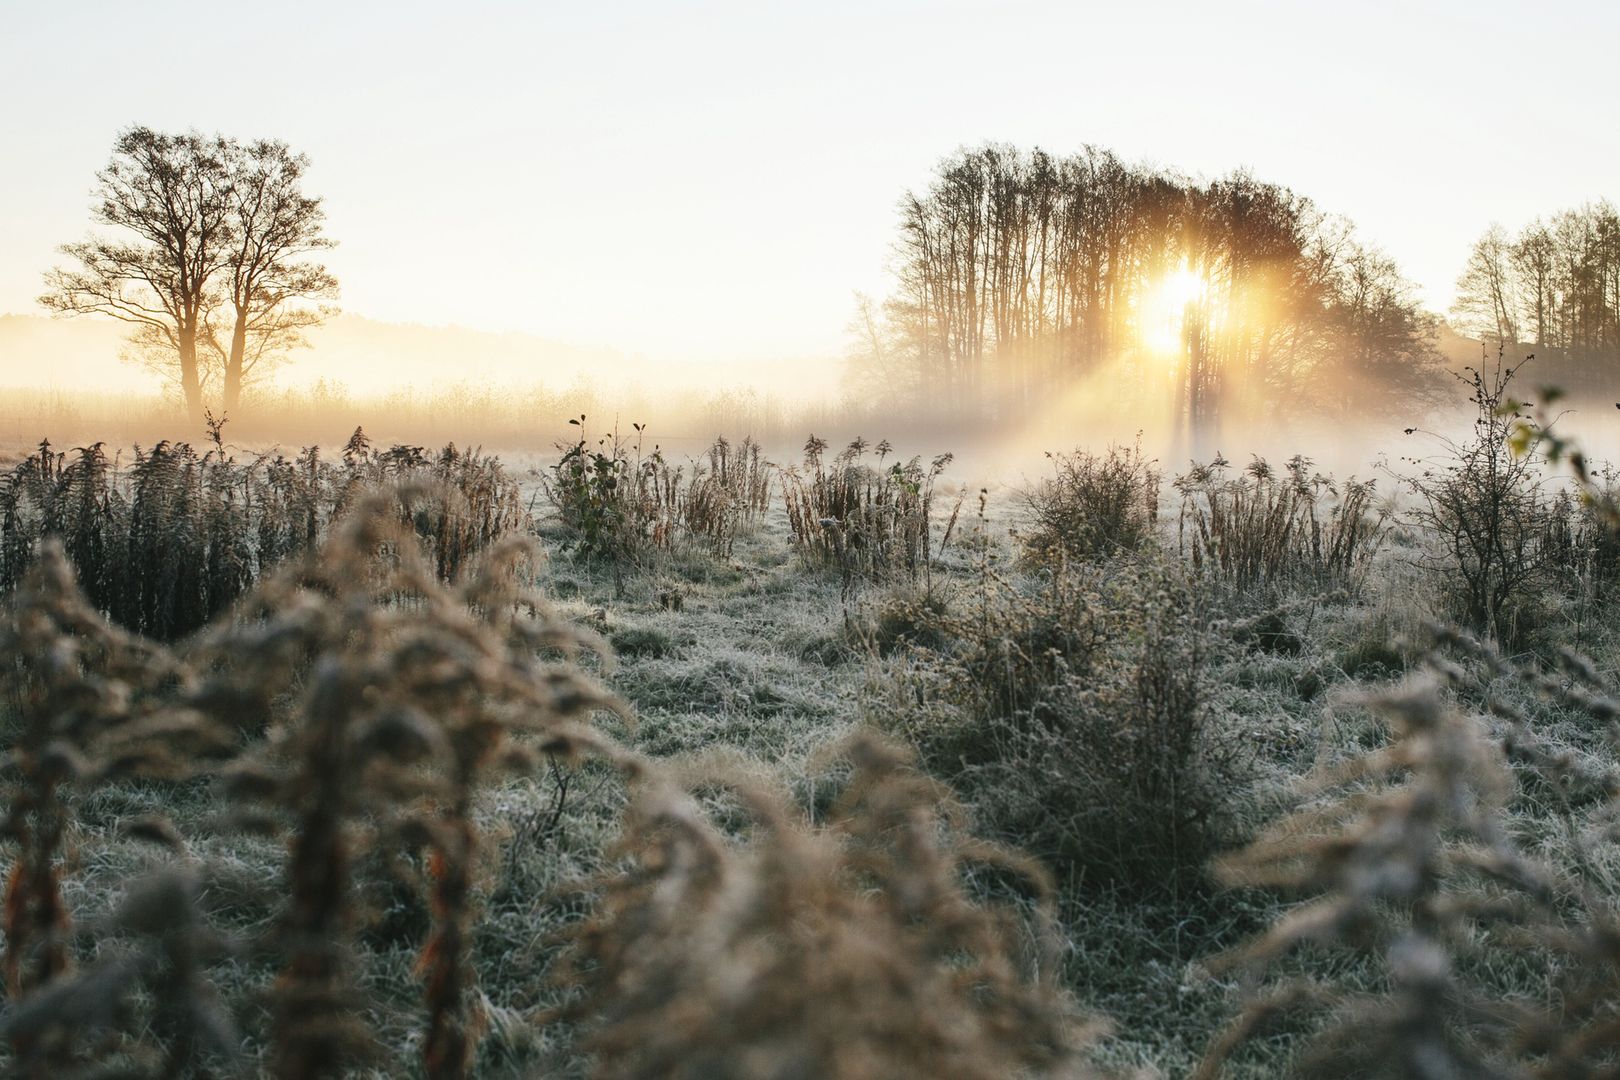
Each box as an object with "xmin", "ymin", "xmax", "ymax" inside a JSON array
[
  {"xmin": 845, "ymin": 144, "xmax": 1440, "ymax": 440},
  {"xmin": 1452, "ymin": 203, "xmax": 1620, "ymax": 394}
]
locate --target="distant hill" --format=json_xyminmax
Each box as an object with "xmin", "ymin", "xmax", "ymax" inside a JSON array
[
  {"xmin": 0, "ymin": 312, "xmax": 631, "ymax": 395},
  {"xmin": 0, "ymin": 313, "xmax": 148, "ymax": 392},
  {"xmin": 0, "ymin": 313, "xmax": 834, "ymax": 399}
]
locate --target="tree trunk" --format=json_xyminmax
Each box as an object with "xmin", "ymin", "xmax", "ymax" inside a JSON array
[
  {"xmin": 177, "ymin": 326, "xmax": 205, "ymax": 426},
  {"xmin": 223, "ymin": 312, "xmax": 248, "ymax": 417}
]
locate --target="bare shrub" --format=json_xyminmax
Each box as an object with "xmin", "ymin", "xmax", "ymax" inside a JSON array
[
  {"xmin": 1022, "ymin": 440, "xmax": 1160, "ymax": 564},
  {"xmin": 881, "ymin": 555, "xmax": 1248, "ymax": 895},
  {"xmin": 552, "ymin": 735, "xmax": 1095, "ymax": 1079},
  {"xmin": 1394, "ymin": 356, "xmax": 1559, "ymax": 644},
  {"xmin": 1175, "ymin": 453, "xmax": 1389, "ymax": 598}
]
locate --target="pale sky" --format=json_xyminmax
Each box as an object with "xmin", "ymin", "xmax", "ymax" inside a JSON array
[{"xmin": 2, "ymin": 0, "xmax": 1615, "ymax": 372}]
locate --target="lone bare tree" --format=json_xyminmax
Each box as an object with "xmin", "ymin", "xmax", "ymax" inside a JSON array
[
  {"xmin": 41, "ymin": 127, "xmax": 337, "ymax": 425},
  {"xmin": 42, "ymin": 129, "xmax": 231, "ymax": 423},
  {"xmin": 216, "ymin": 139, "xmax": 337, "ymax": 416}
]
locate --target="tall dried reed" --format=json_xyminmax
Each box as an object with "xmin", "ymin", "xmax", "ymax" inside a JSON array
[
  {"xmin": 546, "ymin": 420, "xmax": 774, "ymax": 563},
  {"xmin": 1175, "ymin": 454, "xmax": 1388, "ymax": 598},
  {"xmin": 1196, "ymin": 660, "xmax": 1620, "ymax": 1078},
  {"xmin": 0, "ymin": 430, "xmax": 526, "ymax": 639},
  {"xmin": 0, "ymin": 543, "xmax": 233, "ymax": 1074},
  {"xmin": 781, "ymin": 436, "xmax": 959, "ymax": 596}
]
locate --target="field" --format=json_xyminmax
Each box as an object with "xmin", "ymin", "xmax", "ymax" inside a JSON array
[
  {"xmin": 9, "ymin": 4, "xmax": 1620, "ymax": 1076},
  {"xmin": 4, "ymin": 370, "xmax": 1620, "ymax": 1079}
]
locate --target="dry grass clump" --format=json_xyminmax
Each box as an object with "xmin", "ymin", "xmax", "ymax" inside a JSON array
[
  {"xmin": 879, "ymin": 554, "xmax": 1248, "ymax": 896},
  {"xmin": 781, "ymin": 436, "xmax": 960, "ymax": 596},
  {"xmin": 644, "ymin": 434, "xmax": 774, "ymax": 558},
  {"xmin": 1021, "ymin": 441, "xmax": 1160, "ymax": 565},
  {"xmin": 187, "ymin": 493, "xmax": 623, "ymax": 1079},
  {"xmin": 685, "ymin": 434, "xmax": 773, "ymax": 549},
  {"xmin": 1175, "ymin": 454, "xmax": 1388, "ymax": 599},
  {"xmin": 0, "ymin": 492, "xmax": 623, "ymax": 1078},
  {"xmin": 0, "ymin": 865, "xmax": 238, "ymax": 1078},
  {"xmin": 0, "ymin": 429, "xmax": 526, "ymax": 639},
  {"xmin": 1433, "ymin": 631, "xmax": 1620, "ymax": 1078},
  {"xmin": 2, "ymin": 484, "xmax": 1083, "ymax": 1078},
  {"xmin": 0, "ymin": 439, "xmax": 257, "ymax": 640},
  {"xmin": 1196, "ymin": 645, "xmax": 1620, "ymax": 1079},
  {"xmin": 328, "ymin": 427, "xmax": 529, "ymax": 581},
  {"xmin": 552, "ymin": 735, "xmax": 1096, "ymax": 1080},
  {"xmin": 0, "ymin": 544, "xmax": 228, "ymax": 994},
  {"xmin": 1197, "ymin": 678, "xmax": 1529, "ymax": 1078},
  {"xmin": 1542, "ymin": 479, "xmax": 1620, "ymax": 620},
  {"xmin": 546, "ymin": 419, "xmax": 774, "ymax": 563},
  {"xmin": 0, "ymin": 543, "xmax": 235, "ymax": 1073}
]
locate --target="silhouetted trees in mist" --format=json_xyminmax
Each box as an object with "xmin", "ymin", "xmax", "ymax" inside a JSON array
[
  {"xmin": 41, "ymin": 127, "xmax": 337, "ymax": 424},
  {"xmin": 1453, "ymin": 203, "xmax": 1620, "ymax": 395},
  {"xmin": 847, "ymin": 144, "xmax": 1442, "ymax": 442}
]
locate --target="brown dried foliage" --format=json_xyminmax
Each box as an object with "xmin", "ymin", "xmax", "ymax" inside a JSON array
[
  {"xmin": 0, "ymin": 449, "xmax": 1130, "ymax": 1079},
  {"xmin": 552, "ymin": 735, "xmax": 1096, "ymax": 1080},
  {"xmin": 190, "ymin": 489, "xmax": 625, "ymax": 1079},
  {"xmin": 782, "ymin": 436, "xmax": 960, "ymax": 597},
  {"xmin": 1175, "ymin": 454, "xmax": 1388, "ymax": 598}
]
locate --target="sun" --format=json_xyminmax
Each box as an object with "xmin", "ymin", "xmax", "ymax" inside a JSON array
[{"xmin": 1139, "ymin": 265, "xmax": 1210, "ymax": 355}]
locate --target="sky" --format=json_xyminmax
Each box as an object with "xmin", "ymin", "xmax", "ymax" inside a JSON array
[{"xmin": 1, "ymin": 0, "xmax": 1616, "ymax": 378}]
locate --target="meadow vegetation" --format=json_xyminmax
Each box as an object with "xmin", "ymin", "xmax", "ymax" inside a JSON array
[
  {"xmin": 0, "ymin": 427, "xmax": 522, "ymax": 639},
  {"xmin": 4, "ymin": 362, "xmax": 1620, "ymax": 1078}
]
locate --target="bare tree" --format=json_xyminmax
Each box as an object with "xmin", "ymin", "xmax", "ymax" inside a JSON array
[
  {"xmin": 216, "ymin": 139, "xmax": 338, "ymax": 415},
  {"xmin": 1324, "ymin": 244, "xmax": 1442, "ymax": 412},
  {"xmin": 41, "ymin": 127, "xmax": 337, "ymax": 424},
  {"xmin": 1451, "ymin": 225, "xmax": 1521, "ymax": 348},
  {"xmin": 41, "ymin": 128, "xmax": 232, "ymax": 423},
  {"xmin": 1453, "ymin": 205, "xmax": 1620, "ymax": 398},
  {"xmin": 1511, "ymin": 221, "xmax": 1558, "ymax": 348}
]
